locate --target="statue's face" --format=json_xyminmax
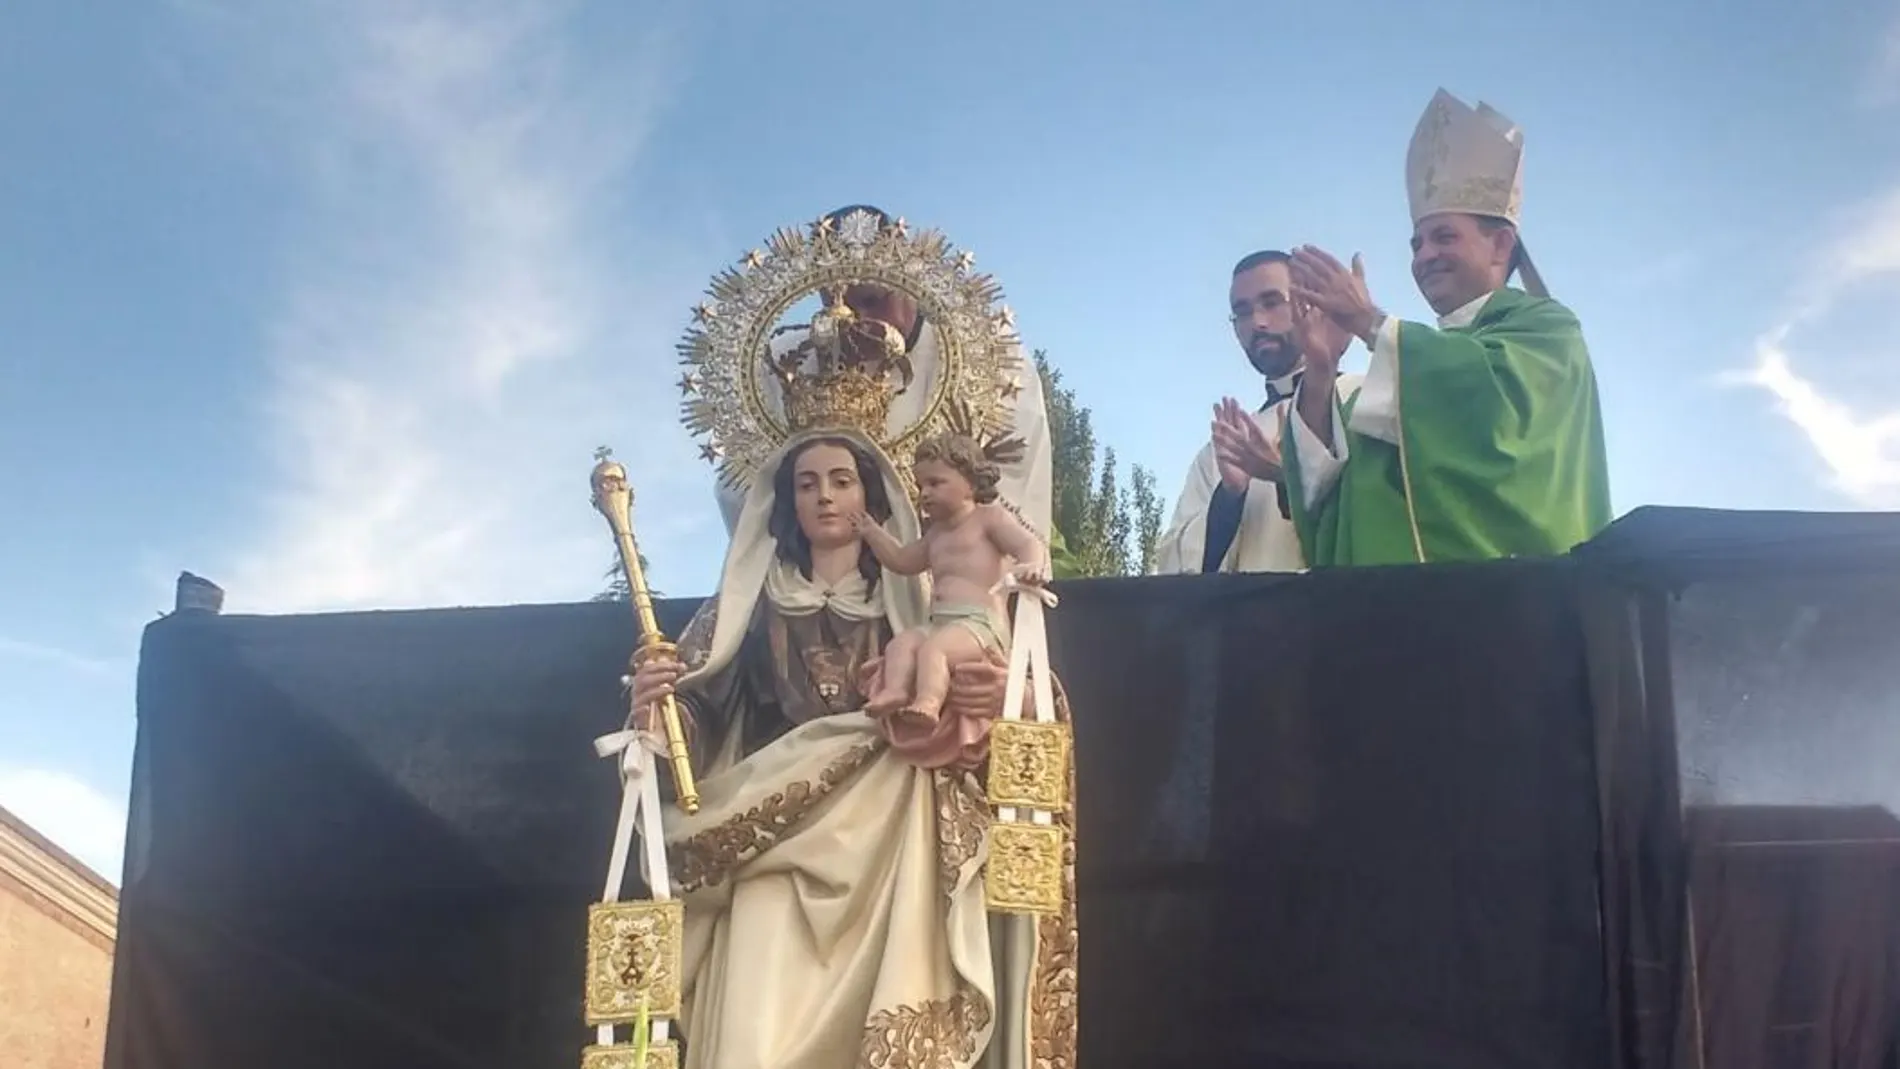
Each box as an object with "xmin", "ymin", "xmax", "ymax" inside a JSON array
[
  {"xmin": 791, "ymin": 442, "xmax": 866, "ymax": 550},
  {"xmin": 914, "ymin": 458, "xmax": 973, "ymax": 520}
]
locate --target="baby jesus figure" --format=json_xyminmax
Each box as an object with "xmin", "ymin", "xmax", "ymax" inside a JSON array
[{"xmin": 849, "ymin": 432, "xmax": 1048, "ymax": 723}]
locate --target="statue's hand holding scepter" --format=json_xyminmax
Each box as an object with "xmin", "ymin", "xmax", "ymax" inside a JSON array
[{"xmin": 591, "ymin": 447, "xmax": 700, "ymax": 814}]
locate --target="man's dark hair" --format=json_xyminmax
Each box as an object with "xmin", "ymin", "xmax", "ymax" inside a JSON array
[
  {"xmin": 1474, "ymin": 217, "xmax": 1526, "ymax": 278},
  {"xmin": 821, "ymin": 203, "xmax": 924, "ymax": 351},
  {"xmin": 1232, "ymin": 249, "xmax": 1291, "ymax": 276}
]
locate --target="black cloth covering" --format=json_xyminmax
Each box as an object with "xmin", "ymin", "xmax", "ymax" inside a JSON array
[
  {"xmin": 104, "ymin": 507, "xmax": 1900, "ymax": 1069},
  {"xmin": 1577, "ymin": 508, "xmax": 1900, "ymax": 1069}
]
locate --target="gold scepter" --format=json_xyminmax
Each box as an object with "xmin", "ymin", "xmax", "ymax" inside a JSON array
[{"xmin": 590, "ymin": 447, "xmax": 699, "ymax": 814}]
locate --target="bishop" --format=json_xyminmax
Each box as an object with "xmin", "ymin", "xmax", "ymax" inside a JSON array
[{"xmin": 1279, "ymin": 89, "xmax": 1612, "ymax": 565}]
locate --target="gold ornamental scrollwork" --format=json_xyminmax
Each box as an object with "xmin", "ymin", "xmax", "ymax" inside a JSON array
[
  {"xmin": 581, "ymin": 1041, "xmax": 681, "ymax": 1069},
  {"xmin": 585, "ymin": 900, "xmax": 685, "ymax": 1024},
  {"xmin": 677, "ymin": 208, "xmax": 1025, "ymax": 495},
  {"xmin": 984, "ymin": 822, "xmax": 1066, "ymax": 915},
  {"xmin": 986, "ymin": 720, "xmax": 1072, "ymax": 813}
]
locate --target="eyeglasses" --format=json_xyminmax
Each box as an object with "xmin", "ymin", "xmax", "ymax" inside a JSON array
[{"xmin": 1228, "ymin": 294, "xmax": 1288, "ymax": 323}]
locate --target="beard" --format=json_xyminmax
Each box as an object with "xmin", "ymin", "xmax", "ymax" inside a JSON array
[{"xmin": 1246, "ymin": 331, "xmax": 1299, "ymax": 378}]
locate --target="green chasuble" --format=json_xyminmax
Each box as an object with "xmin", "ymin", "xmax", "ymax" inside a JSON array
[{"xmin": 1282, "ymin": 287, "xmax": 1611, "ymax": 566}]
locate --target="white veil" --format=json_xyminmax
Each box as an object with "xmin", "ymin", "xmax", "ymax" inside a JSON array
[{"xmin": 680, "ymin": 426, "xmax": 930, "ymax": 692}]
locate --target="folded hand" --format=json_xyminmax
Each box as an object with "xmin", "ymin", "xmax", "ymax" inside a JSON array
[{"xmin": 1211, "ymin": 397, "xmax": 1283, "ymax": 484}]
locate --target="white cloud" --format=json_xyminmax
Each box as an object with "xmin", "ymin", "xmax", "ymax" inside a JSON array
[
  {"xmin": 0, "ymin": 767, "xmax": 126, "ymax": 882},
  {"xmin": 0, "ymin": 637, "xmax": 117, "ymax": 676},
  {"xmin": 1734, "ymin": 187, "xmax": 1900, "ymax": 507},
  {"xmin": 183, "ymin": 1, "xmax": 717, "ymax": 614}
]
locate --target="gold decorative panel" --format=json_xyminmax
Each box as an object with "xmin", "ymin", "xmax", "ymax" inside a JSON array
[
  {"xmin": 581, "ymin": 1040, "xmax": 680, "ymax": 1069},
  {"xmin": 584, "ymin": 900, "xmax": 684, "ymax": 1024},
  {"xmin": 986, "ymin": 720, "xmax": 1071, "ymax": 812},
  {"xmin": 984, "ymin": 821, "xmax": 1065, "ymax": 915}
]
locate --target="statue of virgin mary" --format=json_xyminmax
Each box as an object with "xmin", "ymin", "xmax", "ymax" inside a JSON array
[{"xmin": 624, "ymin": 208, "xmax": 1078, "ymax": 1069}]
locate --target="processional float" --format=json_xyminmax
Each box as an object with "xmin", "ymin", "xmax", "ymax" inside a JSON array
[{"xmin": 580, "ymin": 209, "xmax": 1072, "ymax": 1067}]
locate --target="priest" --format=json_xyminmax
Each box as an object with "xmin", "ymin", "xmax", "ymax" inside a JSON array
[
  {"xmin": 1154, "ymin": 250, "xmax": 1360, "ymax": 574},
  {"xmin": 1276, "ymin": 89, "xmax": 1612, "ymax": 566}
]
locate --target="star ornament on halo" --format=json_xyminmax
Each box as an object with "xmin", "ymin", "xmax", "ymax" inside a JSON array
[
  {"xmin": 835, "ymin": 209, "xmax": 883, "ymax": 247},
  {"xmin": 698, "ymin": 441, "xmax": 722, "ymax": 464}
]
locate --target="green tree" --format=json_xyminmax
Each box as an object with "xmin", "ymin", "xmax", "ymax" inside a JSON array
[
  {"xmin": 1036, "ymin": 351, "xmax": 1164, "ymax": 579},
  {"xmin": 595, "ymin": 555, "xmax": 658, "ymax": 602}
]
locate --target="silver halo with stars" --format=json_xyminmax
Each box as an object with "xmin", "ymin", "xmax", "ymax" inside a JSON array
[{"xmin": 675, "ymin": 208, "xmax": 1025, "ymax": 494}]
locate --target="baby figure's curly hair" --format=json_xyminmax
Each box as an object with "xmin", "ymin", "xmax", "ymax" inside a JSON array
[{"xmin": 913, "ymin": 432, "xmax": 1001, "ymax": 504}]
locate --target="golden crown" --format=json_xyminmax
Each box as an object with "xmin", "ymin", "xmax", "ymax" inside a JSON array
[
  {"xmin": 768, "ymin": 286, "xmax": 914, "ymax": 435},
  {"xmin": 676, "ymin": 209, "xmax": 1023, "ymax": 493}
]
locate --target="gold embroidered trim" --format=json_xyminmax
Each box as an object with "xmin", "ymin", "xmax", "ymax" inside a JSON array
[
  {"xmin": 1389, "ymin": 330, "xmax": 1427, "ymax": 564},
  {"xmin": 1029, "ymin": 680, "xmax": 1080, "ymax": 1069},
  {"xmin": 669, "ymin": 740, "xmax": 881, "ymax": 892},
  {"xmin": 860, "ymin": 986, "xmax": 992, "ymax": 1069},
  {"xmin": 934, "ymin": 769, "xmax": 989, "ymax": 900}
]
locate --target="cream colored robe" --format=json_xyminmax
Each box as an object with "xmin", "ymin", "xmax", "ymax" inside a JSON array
[{"xmin": 661, "ymin": 427, "xmax": 1078, "ymax": 1069}]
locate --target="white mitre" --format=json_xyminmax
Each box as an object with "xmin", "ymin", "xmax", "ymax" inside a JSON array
[{"xmin": 1405, "ymin": 88, "xmax": 1548, "ymax": 297}]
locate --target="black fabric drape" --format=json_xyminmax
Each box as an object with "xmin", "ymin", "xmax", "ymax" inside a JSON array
[
  {"xmin": 1579, "ymin": 508, "xmax": 1900, "ymax": 1069},
  {"xmin": 1577, "ymin": 579, "xmax": 1693, "ymax": 1069},
  {"xmin": 110, "ymin": 601, "xmax": 695, "ymax": 1069},
  {"xmin": 1663, "ymin": 573, "xmax": 1900, "ymax": 1069},
  {"xmin": 103, "ymin": 507, "xmax": 1900, "ymax": 1069},
  {"xmin": 110, "ymin": 567, "xmax": 1611, "ymax": 1069}
]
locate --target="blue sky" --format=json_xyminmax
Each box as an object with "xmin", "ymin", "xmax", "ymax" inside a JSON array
[{"xmin": 4, "ymin": 0, "xmax": 1899, "ymax": 879}]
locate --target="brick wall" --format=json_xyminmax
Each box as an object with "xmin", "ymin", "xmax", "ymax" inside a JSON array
[{"xmin": 0, "ymin": 807, "xmax": 117, "ymax": 1069}]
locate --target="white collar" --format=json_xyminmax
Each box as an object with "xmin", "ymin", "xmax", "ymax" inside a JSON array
[
  {"xmin": 1437, "ymin": 291, "xmax": 1495, "ymax": 330},
  {"xmin": 1264, "ymin": 369, "xmax": 1300, "ymax": 402}
]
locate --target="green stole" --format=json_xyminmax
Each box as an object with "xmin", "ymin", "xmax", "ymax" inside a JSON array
[{"xmin": 1282, "ymin": 287, "xmax": 1612, "ymax": 567}]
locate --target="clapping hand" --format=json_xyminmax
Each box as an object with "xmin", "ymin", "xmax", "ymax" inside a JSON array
[
  {"xmin": 1291, "ymin": 297, "xmax": 1352, "ymax": 376},
  {"xmin": 1211, "ymin": 398, "xmax": 1283, "ymax": 486},
  {"xmin": 1289, "ymin": 246, "xmax": 1380, "ymax": 343}
]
